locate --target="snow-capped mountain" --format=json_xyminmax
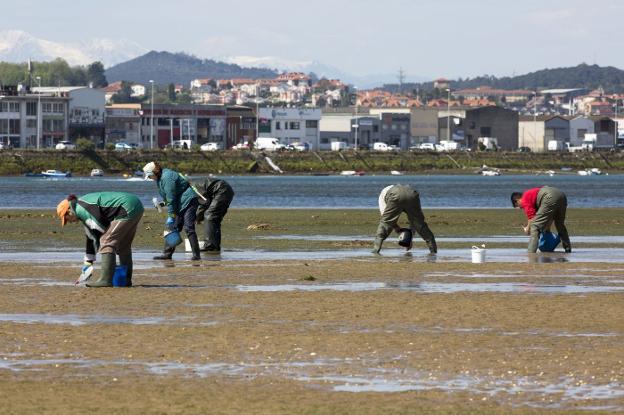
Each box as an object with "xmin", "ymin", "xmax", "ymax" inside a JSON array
[{"xmin": 0, "ymin": 30, "xmax": 147, "ymax": 67}]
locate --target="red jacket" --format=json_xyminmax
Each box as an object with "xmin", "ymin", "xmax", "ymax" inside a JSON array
[{"xmin": 520, "ymin": 187, "xmax": 543, "ymax": 219}]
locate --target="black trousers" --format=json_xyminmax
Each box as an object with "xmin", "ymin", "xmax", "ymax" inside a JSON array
[{"xmin": 200, "ymin": 188, "xmax": 234, "ymax": 251}]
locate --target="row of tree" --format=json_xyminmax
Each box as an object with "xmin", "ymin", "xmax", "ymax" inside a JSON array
[
  {"xmin": 382, "ymin": 64, "xmax": 624, "ymax": 94},
  {"xmin": 0, "ymin": 59, "xmax": 108, "ymax": 88}
]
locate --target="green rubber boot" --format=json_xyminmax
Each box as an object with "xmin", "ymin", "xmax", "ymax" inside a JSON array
[
  {"xmin": 86, "ymin": 253, "xmax": 115, "ymax": 288},
  {"xmin": 118, "ymin": 252, "xmax": 133, "ymax": 287},
  {"xmin": 372, "ymin": 237, "xmax": 384, "ymax": 254}
]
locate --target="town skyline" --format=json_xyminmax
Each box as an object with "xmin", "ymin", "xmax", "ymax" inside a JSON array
[{"xmin": 2, "ymin": 0, "xmax": 623, "ymax": 84}]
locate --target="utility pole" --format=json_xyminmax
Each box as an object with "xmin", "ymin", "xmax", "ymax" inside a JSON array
[
  {"xmin": 149, "ymin": 80, "xmax": 154, "ymax": 149},
  {"xmin": 398, "ymin": 68, "xmax": 405, "ymax": 95},
  {"xmin": 36, "ymin": 76, "xmax": 41, "ymax": 149}
]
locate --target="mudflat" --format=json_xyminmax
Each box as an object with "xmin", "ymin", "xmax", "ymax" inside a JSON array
[{"xmin": 0, "ymin": 209, "xmax": 623, "ymax": 414}]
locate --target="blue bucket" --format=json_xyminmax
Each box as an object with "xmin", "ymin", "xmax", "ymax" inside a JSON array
[
  {"xmin": 164, "ymin": 230, "xmax": 183, "ymax": 247},
  {"xmin": 112, "ymin": 265, "xmax": 127, "ymax": 287},
  {"xmin": 538, "ymin": 231, "xmax": 561, "ymax": 252}
]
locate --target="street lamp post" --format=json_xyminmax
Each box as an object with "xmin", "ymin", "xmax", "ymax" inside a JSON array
[
  {"xmin": 615, "ymin": 96, "xmax": 619, "ymax": 146},
  {"xmin": 149, "ymin": 80, "xmax": 154, "ymax": 149},
  {"xmin": 353, "ymin": 86, "xmax": 358, "ymax": 150},
  {"xmin": 255, "ymin": 99, "xmax": 259, "ymax": 141},
  {"xmin": 36, "ymin": 76, "xmax": 41, "ymax": 149},
  {"xmin": 446, "ymin": 88, "xmax": 451, "ymax": 143}
]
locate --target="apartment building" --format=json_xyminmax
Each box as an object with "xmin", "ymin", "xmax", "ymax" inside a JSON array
[{"xmin": 0, "ymin": 85, "xmax": 70, "ymax": 148}]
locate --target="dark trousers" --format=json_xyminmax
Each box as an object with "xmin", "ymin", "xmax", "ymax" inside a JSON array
[
  {"xmin": 528, "ymin": 187, "xmax": 571, "ymax": 253},
  {"xmin": 376, "ymin": 185, "xmax": 436, "ymax": 248},
  {"xmin": 175, "ymin": 198, "xmax": 198, "ymax": 239},
  {"xmin": 201, "ymin": 189, "xmax": 234, "ymax": 251}
]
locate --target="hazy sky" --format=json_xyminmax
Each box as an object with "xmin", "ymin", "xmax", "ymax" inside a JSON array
[{"xmin": 4, "ymin": 0, "xmax": 624, "ymax": 79}]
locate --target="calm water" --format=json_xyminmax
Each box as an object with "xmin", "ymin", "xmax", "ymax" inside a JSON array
[{"xmin": 1, "ymin": 174, "xmax": 623, "ymax": 209}]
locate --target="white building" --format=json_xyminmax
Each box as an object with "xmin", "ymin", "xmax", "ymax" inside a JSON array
[
  {"xmin": 131, "ymin": 84, "xmax": 146, "ymax": 97},
  {"xmin": 33, "ymin": 86, "xmax": 105, "ymax": 126},
  {"xmin": 258, "ymin": 107, "xmax": 321, "ymax": 150},
  {"xmin": 0, "ymin": 86, "xmax": 70, "ymax": 148}
]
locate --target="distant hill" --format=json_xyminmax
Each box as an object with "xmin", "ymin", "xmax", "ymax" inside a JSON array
[
  {"xmin": 382, "ymin": 64, "xmax": 624, "ymax": 93},
  {"xmin": 104, "ymin": 51, "xmax": 279, "ymax": 85}
]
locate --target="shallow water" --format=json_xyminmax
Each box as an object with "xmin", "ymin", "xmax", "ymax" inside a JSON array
[
  {"xmin": 235, "ymin": 281, "xmax": 624, "ymax": 294},
  {"xmin": 2, "ymin": 247, "xmax": 624, "ymax": 264},
  {"xmin": 3, "ymin": 174, "xmax": 624, "ymax": 209},
  {"xmin": 256, "ymin": 234, "xmax": 624, "ymax": 244},
  {"xmin": 0, "ymin": 313, "xmax": 191, "ymax": 326},
  {"xmin": 1, "ymin": 353, "xmax": 620, "ymax": 411}
]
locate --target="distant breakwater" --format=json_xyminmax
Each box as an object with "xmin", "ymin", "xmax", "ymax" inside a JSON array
[{"xmin": 1, "ymin": 149, "xmax": 623, "ymax": 176}]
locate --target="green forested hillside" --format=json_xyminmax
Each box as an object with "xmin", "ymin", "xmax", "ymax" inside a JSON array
[
  {"xmin": 384, "ymin": 64, "xmax": 624, "ymax": 93},
  {"xmin": 104, "ymin": 51, "xmax": 278, "ymax": 85}
]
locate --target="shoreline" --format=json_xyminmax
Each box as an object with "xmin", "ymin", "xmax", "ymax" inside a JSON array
[{"xmin": 1, "ymin": 148, "xmax": 623, "ymax": 175}]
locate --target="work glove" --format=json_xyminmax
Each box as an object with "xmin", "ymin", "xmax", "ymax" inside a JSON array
[
  {"xmin": 165, "ymin": 216, "xmax": 176, "ymax": 232},
  {"xmin": 76, "ymin": 261, "xmax": 93, "ymax": 284}
]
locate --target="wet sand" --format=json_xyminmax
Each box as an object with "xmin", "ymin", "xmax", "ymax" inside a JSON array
[
  {"xmin": 1, "ymin": 208, "xmax": 624, "ymax": 413},
  {"xmin": 0, "ymin": 258, "xmax": 623, "ymax": 414}
]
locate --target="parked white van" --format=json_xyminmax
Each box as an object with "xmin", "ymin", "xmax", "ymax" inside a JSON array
[
  {"xmin": 256, "ymin": 137, "xmax": 286, "ymax": 151},
  {"xmin": 330, "ymin": 141, "xmax": 348, "ymax": 151}
]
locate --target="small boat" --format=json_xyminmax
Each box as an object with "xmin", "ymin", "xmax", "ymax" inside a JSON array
[
  {"xmin": 390, "ymin": 170, "xmax": 403, "ymax": 176},
  {"xmin": 578, "ymin": 168, "xmax": 603, "ymax": 176},
  {"xmin": 340, "ymin": 170, "xmax": 356, "ymax": 176},
  {"xmin": 481, "ymin": 170, "xmax": 501, "ymax": 176},
  {"xmin": 41, "ymin": 170, "xmax": 71, "ymax": 178},
  {"xmin": 90, "ymin": 169, "xmax": 104, "ymax": 177}
]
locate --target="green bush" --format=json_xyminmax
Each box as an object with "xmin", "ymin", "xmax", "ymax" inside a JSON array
[
  {"xmin": 76, "ymin": 138, "xmax": 95, "ymax": 152},
  {"xmin": 105, "ymin": 143, "xmax": 115, "ymax": 151}
]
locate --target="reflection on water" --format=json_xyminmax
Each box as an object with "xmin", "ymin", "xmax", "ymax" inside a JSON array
[{"xmin": 1, "ymin": 247, "xmax": 623, "ymax": 264}]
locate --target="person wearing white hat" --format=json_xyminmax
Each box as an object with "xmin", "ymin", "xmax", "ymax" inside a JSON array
[{"xmin": 143, "ymin": 161, "xmax": 201, "ymax": 260}]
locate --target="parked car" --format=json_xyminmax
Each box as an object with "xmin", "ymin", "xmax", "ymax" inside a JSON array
[
  {"xmin": 291, "ymin": 142, "xmax": 310, "ymax": 152},
  {"xmin": 200, "ymin": 142, "xmax": 222, "ymax": 151},
  {"xmin": 232, "ymin": 141, "xmax": 250, "ymax": 150},
  {"xmin": 55, "ymin": 141, "xmax": 76, "ymax": 150},
  {"xmin": 373, "ymin": 142, "xmax": 391, "ymax": 151},
  {"xmin": 114, "ymin": 142, "xmax": 133, "ymax": 151},
  {"xmin": 419, "ymin": 143, "xmax": 435, "ymax": 151}
]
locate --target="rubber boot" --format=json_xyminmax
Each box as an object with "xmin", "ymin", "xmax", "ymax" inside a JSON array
[
  {"xmin": 372, "ymin": 237, "xmax": 384, "ymax": 254},
  {"xmin": 153, "ymin": 244, "xmax": 175, "ymax": 260},
  {"xmin": 188, "ymin": 233, "xmax": 201, "ymax": 261},
  {"xmin": 202, "ymin": 220, "xmax": 221, "ymax": 253},
  {"xmin": 86, "ymin": 253, "xmax": 115, "ymax": 288},
  {"xmin": 426, "ymin": 237, "xmax": 438, "ymax": 254},
  {"xmin": 118, "ymin": 252, "xmax": 133, "ymax": 287}
]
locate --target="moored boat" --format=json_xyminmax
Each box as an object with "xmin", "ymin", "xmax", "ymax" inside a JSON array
[
  {"xmin": 90, "ymin": 169, "xmax": 104, "ymax": 177},
  {"xmin": 41, "ymin": 170, "xmax": 71, "ymax": 178}
]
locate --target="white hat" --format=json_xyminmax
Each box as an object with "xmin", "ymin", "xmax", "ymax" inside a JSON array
[{"xmin": 143, "ymin": 162, "xmax": 156, "ymax": 180}]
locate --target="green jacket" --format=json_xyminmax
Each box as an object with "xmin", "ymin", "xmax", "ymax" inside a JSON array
[
  {"xmin": 156, "ymin": 168, "xmax": 197, "ymax": 216},
  {"xmin": 70, "ymin": 192, "xmax": 144, "ymax": 259}
]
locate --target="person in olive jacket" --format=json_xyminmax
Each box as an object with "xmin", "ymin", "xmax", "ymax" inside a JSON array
[
  {"xmin": 143, "ymin": 161, "xmax": 201, "ymax": 260},
  {"xmin": 56, "ymin": 192, "xmax": 144, "ymax": 287}
]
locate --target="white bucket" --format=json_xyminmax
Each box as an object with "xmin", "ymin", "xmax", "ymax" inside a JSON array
[
  {"xmin": 184, "ymin": 239, "xmax": 207, "ymax": 252},
  {"xmin": 471, "ymin": 245, "xmax": 486, "ymax": 263}
]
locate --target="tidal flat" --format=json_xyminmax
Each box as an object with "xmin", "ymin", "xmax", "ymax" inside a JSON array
[{"xmin": 0, "ymin": 209, "xmax": 623, "ymax": 414}]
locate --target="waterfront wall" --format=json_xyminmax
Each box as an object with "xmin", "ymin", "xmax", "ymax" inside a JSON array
[{"xmin": 1, "ymin": 149, "xmax": 623, "ymax": 175}]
